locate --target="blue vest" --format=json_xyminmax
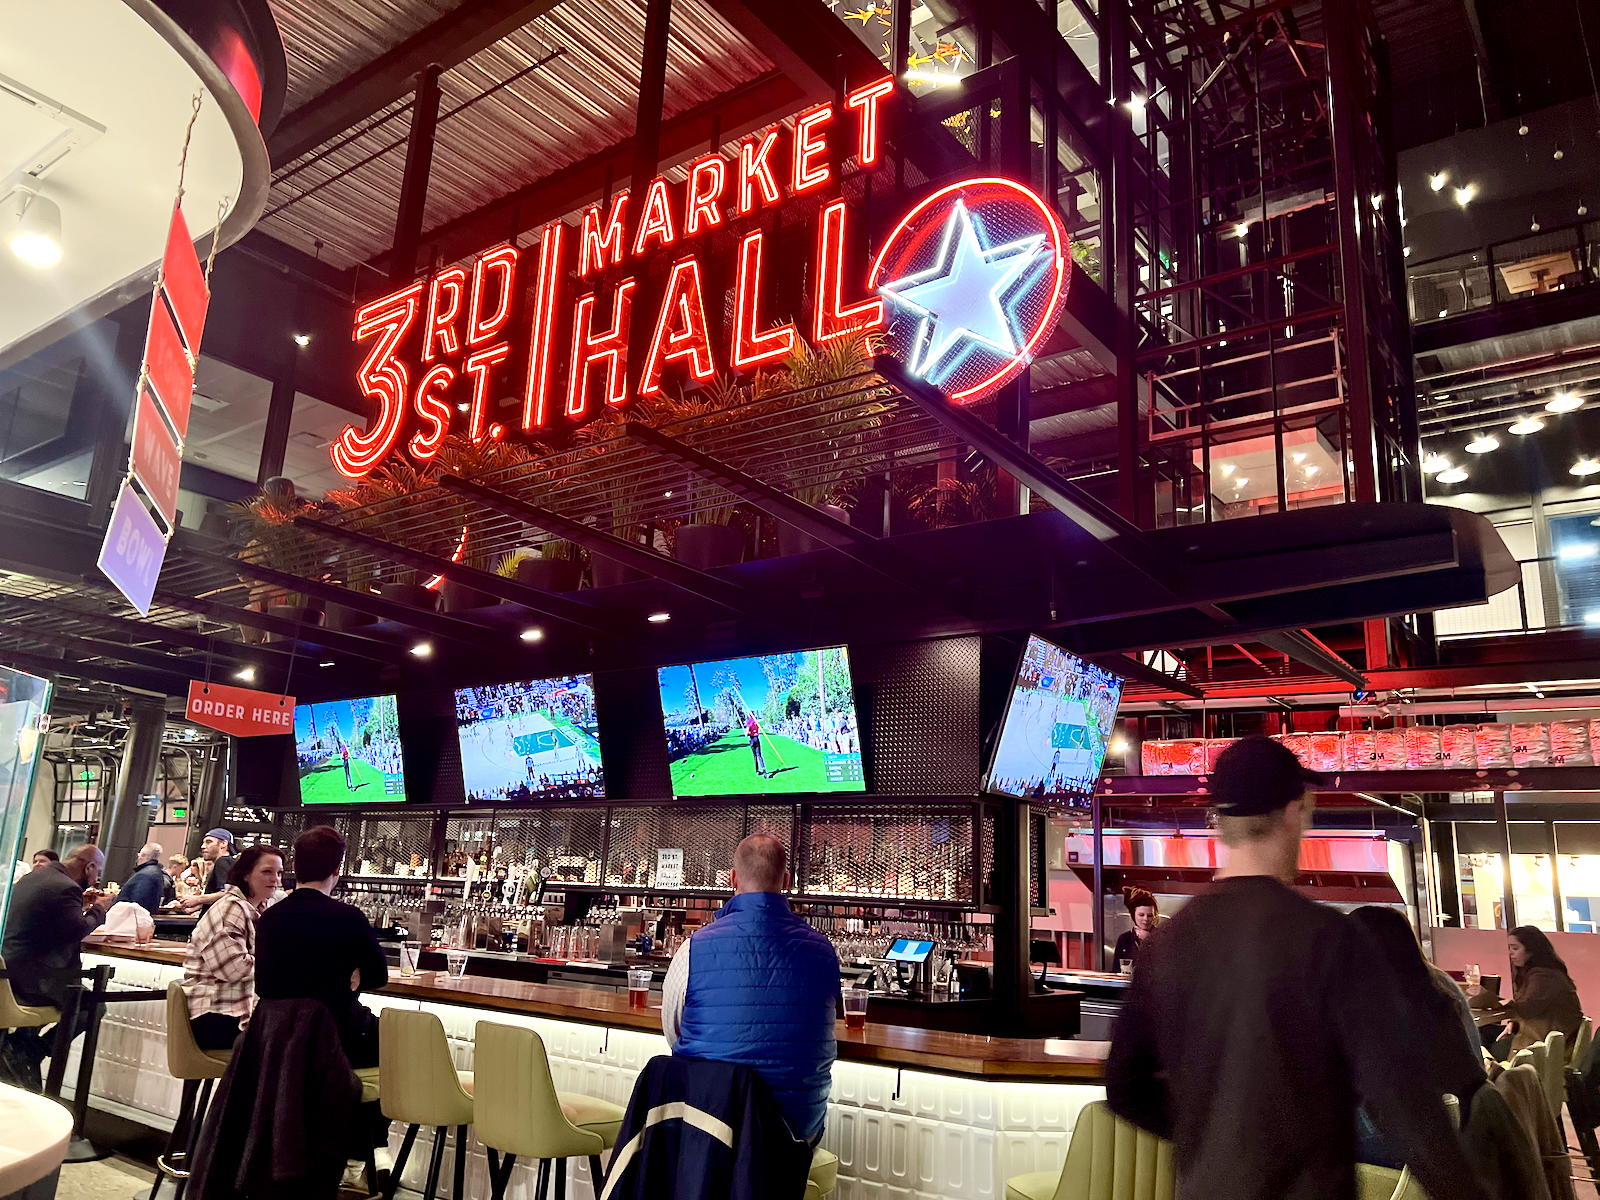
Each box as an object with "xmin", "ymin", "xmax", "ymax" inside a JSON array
[{"xmin": 672, "ymin": 891, "xmax": 840, "ymax": 1142}]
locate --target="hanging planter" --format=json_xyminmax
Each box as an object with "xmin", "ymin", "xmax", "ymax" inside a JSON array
[
  {"xmin": 674, "ymin": 522, "xmax": 746, "ymax": 569},
  {"xmin": 778, "ymin": 504, "xmax": 851, "ymax": 556}
]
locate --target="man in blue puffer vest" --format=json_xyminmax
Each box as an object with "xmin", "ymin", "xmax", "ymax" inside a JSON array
[{"xmin": 662, "ymin": 834, "xmax": 841, "ymax": 1144}]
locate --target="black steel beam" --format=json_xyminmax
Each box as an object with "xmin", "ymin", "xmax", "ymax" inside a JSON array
[
  {"xmin": 390, "ymin": 64, "xmax": 444, "ymax": 283},
  {"xmin": 1087, "ymin": 652, "xmax": 1206, "ymax": 700},
  {"xmin": 0, "ymin": 593, "xmax": 294, "ymax": 669},
  {"xmin": 707, "ymin": 0, "xmax": 886, "ymax": 97},
  {"xmin": 436, "ymin": 475, "xmax": 762, "ymax": 615},
  {"xmin": 620, "ymin": 422, "xmax": 974, "ymax": 615},
  {"xmin": 182, "ymin": 549, "xmax": 512, "ymax": 650},
  {"xmin": 0, "ymin": 646, "xmax": 178, "ymax": 696},
  {"xmin": 151, "ymin": 591, "xmax": 407, "ymax": 664},
  {"xmin": 267, "ymin": 0, "xmax": 562, "ymax": 166},
  {"xmin": 293, "ymin": 515, "xmax": 611, "ymax": 632},
  {"xmin": 1254, "ymin": 629, "xmax": 1369, "ymax": 690},
  {"xmin": 0, "ymin": 627, "xmax": 206, "ymax": 679}
]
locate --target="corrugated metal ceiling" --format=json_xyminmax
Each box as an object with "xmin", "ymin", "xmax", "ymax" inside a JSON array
[
  {"xmin": 269, "ymin": 0, "xmax": 470, "ymax": 113},
  {"xmin": 261, "ymin": 0, "xmax": 776, "ymax": 270}
]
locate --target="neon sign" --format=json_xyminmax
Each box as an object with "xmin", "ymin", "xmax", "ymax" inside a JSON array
[{"xmin": 333, "ymin": 85, "xmax": 1068, "ymax": 479}]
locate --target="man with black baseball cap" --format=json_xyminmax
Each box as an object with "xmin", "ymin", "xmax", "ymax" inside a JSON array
[{"xmin": 1107, "ymin": 736, "xmax": 1487, "ymax": 1200}]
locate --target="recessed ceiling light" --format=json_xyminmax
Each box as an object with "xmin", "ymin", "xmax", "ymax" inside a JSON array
[
  {"xmin": 1436, "ymin": 466, "xmax": 1469, "ymax": 484},
  {"xmin": 1234, "ymin": 476, "xmax": 1248, "ymax": 487},
  {"xmin": 1508, "ymin": 416, "xmax": 1545, "ymax": 435},
  {"xmin": 1291, "ymin": 452, "xmax": 1306, "ymax": 463},
  {"xmin": 1219, "ymin": 463, "xmax": 1235, "ymax": 475},
  {"xmin": 1421, "ymin": 453, "xmax": 1449, "ymax": 475},
  {"xmin": 319, "ymin": 660, "xmax": 335, "ymax": 668},
  {"xmin": 1465, "ymin": 434, "xmax": 1499, "ymax": 453},
  {"xmin": 233, "ymin": 666, "xmax": 255, "ymax": 683},
  {"xmin": 1572, "ymin": 459, "xmax": 1600, "ymax": 477},
  {"xmin": 293, "ymin": 333, "xmax": 311, "ymax": 347},
  {"xmin": 1547, "ymin": 393, "xmax": 1585, "ymax": 413},
  {"xmin": 1304, "ymin": 464, "xmax": 1319, "ymax": 476},
  {"xmin": 409, "ymin": 641, "xmax": 433, "ymax": 657},
  {"xmin": 1429, "ymin": 171, "xmax": 1448, "ymax": 191},
  {"xmin": 647, "ymin": 612, "xmax": 671, "ymax": 624},
  {"xmin": 520, "ymin": 628, "xmax": 543, "ymax": 642}
]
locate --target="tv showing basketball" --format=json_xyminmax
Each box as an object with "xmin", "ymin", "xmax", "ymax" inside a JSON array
[{"xmin": 454, "ymin": 675, "xmax": 605, "ymax": 802}]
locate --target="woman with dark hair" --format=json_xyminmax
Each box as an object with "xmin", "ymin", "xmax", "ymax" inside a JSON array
[
  {"xmin": 1112, "ymin": 888, "xmax": 1158, "ymax": 971},
  {"xmin": 181, "ymin": 843, "xmax": 283, "ymax": 1050},
  {"xmin": 1485, "ymin": 925, "xmax": 1583, "ymax": 1055},
  {"xmin": 1350, "ymin": 906, "xmax": 1486, "ymax": 1167}
]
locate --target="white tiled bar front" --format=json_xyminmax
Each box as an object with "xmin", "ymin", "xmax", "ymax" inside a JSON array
[{"xmin": 80, "ymin": 952, "xmax": 1104, "ymax": 1200}]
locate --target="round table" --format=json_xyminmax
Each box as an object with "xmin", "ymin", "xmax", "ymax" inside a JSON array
[{"xmin": 0, "ymin": 1084, "xmax": 72, "ymax": 1194}]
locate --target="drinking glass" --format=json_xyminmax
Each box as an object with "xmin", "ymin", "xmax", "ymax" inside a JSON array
[
  {"xmin": 445, "ymin": 948, "xmax": 468, "ymax": 978},
  {"xmin": 398, "ymin": 941, "xmax": 420, "ymax": 977},
  {"xmin": 1465, "ymin": 963, "xmax": 1481, "ymax": 986},
  {"xmin": 843, "ymin": 987, "xmax": 869, "ymax": 1029},
  {"xmin": 550, "ymin": 926, "xmax": 568, "ymax": 959},
  {"xmin": 628, "ymin": 968, "xmax": 652, "ymax": 1008}
]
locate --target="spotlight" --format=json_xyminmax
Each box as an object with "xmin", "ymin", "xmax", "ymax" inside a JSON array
[
  {"xmin": 1465, "ymin": 434, "xmax": 1499, "ymax": 454},
  {"xmin": 1436, "ymin": 466, "xmax": 1469, "ymax": 484},
  {"xmin": 1219, "ymin": 462, "xmax": 1235, "ymax": 475},
  {"xmin": 1428, "ymin": 171, "xmax": 1448, "ymax": 192},
  {"xmin": 1453, "ymin": 184, "xmax": 1475, "ymax": 207},
  {"xmin": 1125, "ymin": 94, "xmax": 1146, "ymax": 113},
  {"xmin": 233, "ymin": 666, "xmax": 256, "ymax": 683},
  {"xmin": 409, "ymin": 641, "xmax": 433, "ymax": 657},
  {"xmin": 647, "ymin": 612, "xmax": 671, "ymax": 624},
  {"xmin": 456, "ymin": 402, "xmax": 470, "ymax": 413},
  {"xmin": 319, "ymin": 660, "xmax": 335, "ymax": 668},
  {"xmin": 1518, "ymin": 121, "xmax": 1530, "ymax": 136},
  {"xmin": 1572, "ymin": 459, "xmax": 1600, "ymax": 477},
  {"xmin": 1547, "ymin": 393, "xmax": 1585, "ymax": 413},
  {"xmin": 9, "ymin": 191, "xmax": 62, "ymax": 266},
  {"xmin": 1291, "ymin": 452, "xmax": 1306, "ymax": 463},
  {"xmin": 519, "ymin": 628, "xmax": 544, "ymax": 642},
  {"xmin": 1234, "ymin": 221, "xmax": 1250, "ymax": 237},
  {"xmin": 293, "ymin": 333, "xmax": 311, "ymax": 347},
  {"xmin": 1304, "ymin": 464, "xmax": 1319, "ymax": 476},
  {"xmin": 1370, "ymin": 192, "xmax": 1383, "ymax": 211},
  {"xmin": 1508, "ymin": 416, "xmax": 1545, "ymax": 435},
  {"xmin": 1234, "ymin": 476, "xmax": 1249, "ymax": 487},
  {"xmin": 1110, "ymin": 738, "xmax": 1129, "ymax": 754}
]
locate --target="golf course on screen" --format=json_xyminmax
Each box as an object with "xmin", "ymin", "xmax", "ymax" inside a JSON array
[
  {"xmin": 294, "ymin": 694, "xmax": 407, "ymax": 804},
  {"xmin": 658, "ymin": 647, "xmax": 864, "ymax": 797}
]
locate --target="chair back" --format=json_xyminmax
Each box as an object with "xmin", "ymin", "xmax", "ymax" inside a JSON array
[
  {"xmin": 0, "ymin": 954, "xmax": 57, "ymax": 1030},
  {"xmin": 379, "ymin": 1008, "xmax": 473, "ymax": 1128},
  {"xmin": 1570, "ymin": 1017, "xmax": 1593, "ymax": 1068},
  {"xmin": 1542, "ymin": 1031, "xmax": 1567, "ymax": 1117},
  {"xmin": 1051, "ymin": 1101, "xmax": 1174, "ymax": 1200},
  {"xmin": 1356, "ymin": 1164, "xmax": 1428, "ymax": 1200},
  {"xmin": 472, "ymin": 1021, "xmax": 599, "ymax": 1159},
  {"xmin": 165, "ymin": 981, "xmax": 230, "ymax": 1079}
]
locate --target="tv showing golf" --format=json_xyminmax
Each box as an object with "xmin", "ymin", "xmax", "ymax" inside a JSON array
[
  {"xmin": 657, "ymin": 646, "xmax": 866, "ymax": 797},
  {"xmin": 454, "ymin": 675, "xmax": 605, "ymax": 802},
  {"xmin": 985, "ymin": 635, "xmax": 1123, "ymax": 798},
  {"xmin": 294, "ymin": 694, "xmax": 407, "ymax": 804}
]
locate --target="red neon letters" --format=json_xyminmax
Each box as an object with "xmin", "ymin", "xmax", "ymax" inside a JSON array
[
  {"xmin": 468, "ymin": 246, "xmax": 518, "ymax": 345},
  {"xmin": 732, "ymin": 230, "xmax": 796, "ymax": 370},
  {"xmin": 579, "ymin": 193, "xmax": 629, "ymax": 276},
  {"xmin": 410, "ymin": 364, "xmax": 455, "ymax": 459},
  {"xmin": 464, "ymin": 343, "xmax": 512, "ymax": 443},
  {"xmin": 814, "ymin": 199, "xmax": 884, "ymax": 343},
  {"xmin": 633, "ymin": 178, "xmax": 677, "ymax": 256},
  {"xmin": 423, "ymin": 267, "xmax": 465, "ymax": 362},
  {"xmin": 567, "ymin": 280, "xmax": 635, "ymax": 417},
  {"xmin": 522, "ymin": 221, "xmax": 566, "ymax": 432},
  {"xmin": 334, "ymin": 282, "xmax": 422, "ymax": 477},
  {"xmin": 793, "ymin": 105, "xmax": 833, "ymax": 193},
  {"xmin": 738, "ymin": 130, "xmax": 782, "ymax": 215},
  {"xmin": 685, "ymin": 155, "xmax": 726, "ymax": 236},
  {"xmin": 845, "ymin": 77, "xmax": 895, "ymax": 166},
  {"xmin": 641, "ymin": 258, "xmax": 716, "ymax": 396}
]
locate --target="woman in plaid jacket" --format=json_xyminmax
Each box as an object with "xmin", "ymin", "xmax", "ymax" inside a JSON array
[{"xmin": 180, "ymin": 844, "xmax": 284, "ymax": 1051}]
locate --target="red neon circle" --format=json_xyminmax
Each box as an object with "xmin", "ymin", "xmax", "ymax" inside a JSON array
[{"xmin": 870, "ymin": 176, "xmax": 1070, "ymax": 403}]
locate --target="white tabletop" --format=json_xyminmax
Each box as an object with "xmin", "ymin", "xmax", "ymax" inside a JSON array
[{"xmin": 0, "ymin": 1084, "xmax": 72, "ymax": 1193}]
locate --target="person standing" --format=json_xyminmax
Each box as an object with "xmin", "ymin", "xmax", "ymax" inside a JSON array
[
  {"xmin": 178, "ymin": 830, "xmax": 237, "ymax": 913},
  {"xmin": 341, "ymin": 741, "xmax": 353, "ymax": 789},
  {"xmin": 1111, "ymin": 887, "xmax": 1158, "ymax": 971},
  {"xmin": 118, "ymin": 843, "xmax": 167, "ymax": 914},
  {"xmin": 182, "ymin": 844, "xmax": 284, "ymax": 1050},
  {"xmin": 745, "ymin": 714, "xmax": 768, "ymax": 779},
  {"xmin": 662, "ymin": 834, "xmax": 839, "ymax": 1144},
  {"xmin": 1106, "ymin": 736, "xmax": 1487, "ymax": 1200}
]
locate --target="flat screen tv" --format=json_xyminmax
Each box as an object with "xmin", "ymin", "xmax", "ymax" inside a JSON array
[
  {"xmin": 454, "ymin": 675, "xmax": 605, "ymax": 802},
  {"xmin": 984, "ymin": 635, "xmax": 1123, "ymax": 798},
  {"xmin": 294, "ymin": 694, "xmax": 407, "ymax": 804},
  {"xmin": 657, "ymin": 646, "xmax": 865, "ymax": 796}
]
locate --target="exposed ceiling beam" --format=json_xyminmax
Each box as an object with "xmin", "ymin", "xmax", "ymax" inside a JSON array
[
  {"xmin": 1088, "ymin": 652, "xmax": 1206, "ymax": 700},
  {"xmin": 1460, "ymin": 0, "xmax": 1502, "ymax": 123},
  {"xmin": 1029, "ymin": 375, "xmax": 1117, "ymax": 421},
  {"xmin": 0, "ymin": 626, "xmax": 207, "ymax": 679},
  {"xmin": 0, "ymin": 594, "xmax": 291, "ymax": 668},
  {"xmin": 705, "ymin": 0, "xmax": 887, "ymax": 97},
  {"xmin": 150, "ymin": 592, "xmax": 406, "ymax": 665},
  {"xmin": 268, "ymin": 0, "xmax": 564, "ymax": 166},
  {"xmin": 1252, "ymin": 629, "xmax": 1368, "ymax": 689},
  {"xmin": 364, "ymin": 71, "xmax": 804, "ymax": 277},
  {"xmin": 0, "ymin": 646, "xmax": 177, "ymax": 696}
]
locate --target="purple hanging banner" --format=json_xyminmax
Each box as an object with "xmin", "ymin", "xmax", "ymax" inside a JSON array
[{"xmin": 97, "ymin": 482, "xmax": 167, "ymax": 615}]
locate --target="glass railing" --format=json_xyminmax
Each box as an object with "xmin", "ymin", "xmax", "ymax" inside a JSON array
[{"xmin": 1408, "ymin": 219, "xmax": 1598, "ymax": 324}]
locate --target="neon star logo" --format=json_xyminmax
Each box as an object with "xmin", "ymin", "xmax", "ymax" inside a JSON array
[{"xmin": 870, "ymin": 177, "xmax": 1070, "ymax": 403}]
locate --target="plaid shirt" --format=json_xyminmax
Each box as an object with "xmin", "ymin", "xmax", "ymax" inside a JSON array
[{"xmin": 181, "ymin": 885, "xmax": 259, "ymax": 1022}]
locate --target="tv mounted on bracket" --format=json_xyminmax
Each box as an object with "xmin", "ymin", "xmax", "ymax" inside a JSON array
[
  {"xmin": 293, "ymin": 694, "xmax": 407, "ymax": 804},
  {"xmin": 984, "ymin": 635, "xmax": 1123, "ymax": 799},
  {"xmin": 454, "ymin": 675, "xmax": 605, "ymax": 803}
]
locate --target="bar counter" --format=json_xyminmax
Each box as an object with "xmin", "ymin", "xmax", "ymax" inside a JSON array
[{"xmin": 77, "ymin": 942, "xmax": 1107, "ymax": 1200}]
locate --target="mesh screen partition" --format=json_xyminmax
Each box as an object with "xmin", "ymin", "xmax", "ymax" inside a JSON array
[
  {"xmin": 349, "ymin": 816, "xmax": 437, "ymax": 877},
  {"xmin": 605, "ymin": 805, "xmax": 746, "ymax": 890},
  {"xmin": 745, "ymin": 804, "xmax": 797, "ymax": 860},
  {"xmin": 492, "ymin": 808, "xmax": 606, "ymax": 882},
  {"xmin": 800, "ymin": 802, "xmax": 974, "ymax": 903}
]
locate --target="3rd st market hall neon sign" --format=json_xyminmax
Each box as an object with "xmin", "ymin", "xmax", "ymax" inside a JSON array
[{"xmin": 332, "ymin": 79, "xmax": 1069, "ymax": 479}]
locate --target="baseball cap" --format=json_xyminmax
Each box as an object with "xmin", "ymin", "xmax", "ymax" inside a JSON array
[
  {"xmin": 204, "ymin": 828, "xmax": 235, "ymax": 846},
  {"xmin": 1211, "ymin": 736, "xmax": 1323, "ymax": 816}
]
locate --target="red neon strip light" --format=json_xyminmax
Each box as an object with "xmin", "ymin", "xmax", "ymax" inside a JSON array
[
  {"xmin": 685, "ymin": 155, "xmax": 727, "ymax": 236},
  {"xmin": 463, "ymin": 343, "xmax": 512, "ymax": 443},
  {"xmin": 632, "ymin": 177, "xmax": 677, "ymax": 256},
  {"xmin": 792, "ymin": 105, "xmax": 833, "ymax": 193},
  {"xmin": 468, "ymin": 245, "xmax": 518, "ymax": 346},
  {"xmin": 333, "ymin": 282, "xmax": 423, "ymax": 478},
  {"xmin": 579, "ymin": 193, "xmax": 629, "ymax": 277},
  {"xmin": 845, "ymin": 77, "xmax": 895, "ymax": 166},
  {"xmin": 410, "ymin": 364, "xmax": 455, "ymax": 459},
  {"xmin": 731, "ymin": 230, "xmax": 796, "ymax": 371},
  {"xmin": 867, "ymin": 176, "xmax": 1070, "ymax": 402},
  {"xmin": 737, "ymin": 130, "xmax": 782, "ymax": 215},
  {"xmin": 641, "ymin": 257, "xmax": 717, "ymax": 396},
  {"xmin": 522, "ymin": 221, "xmax": 566, "ymax": 431},
  {"xmin": 813, "ymin": 199, "xmax": 884, "ymax": 344},
  {"xmin": 422, "ymin": 267, "xmax": 466, "ymax": 362},
  {"xmin": 566, "ymin": 279, "xmax": 636, "ymax": 417}
]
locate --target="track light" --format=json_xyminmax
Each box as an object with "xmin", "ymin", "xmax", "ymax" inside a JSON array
[
  {"xmin": 1454, "ymin": 184, "xmax": 1475, "ymax": 207},
  {"xmin": 409, "ymin": 641, "xmax": 433, "ymax": 657},
  {"xmin": 520, "ymin": 628, "xmax": 544, "ymax": 642},
  {"xmin": 1428, "ymin": 171, "xmax": 1448, "ymax": 192},
  {"xmin": 647, "ymin": 612, "xmax": 671, "ymax": 624},
  {"xmin": 9, "ymin": 191, "xmax": 61, "ymax": 266},
  {"xmin": 233, "ymin": 666, "xmax": 256, "ymax": 683}
]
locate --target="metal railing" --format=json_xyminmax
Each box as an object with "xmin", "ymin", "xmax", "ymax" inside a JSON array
[
  {"xmin": 1434, "ymin": 554, "xmax": 1571, "ymax": 639},
  {"xmin": 1408, "ymin": 219, "xmax": 1599, "ymax": 325}
]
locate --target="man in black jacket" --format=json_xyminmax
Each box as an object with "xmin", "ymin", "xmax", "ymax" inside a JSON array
[
  {"xmin": 1107, "ymin": 737, "xmax": 1489, "ymax": 1200},
  {"xmin": 117, "ymin": 843, "xmax": 167, "ymax": 914},
  {"xmin": 254, "ymin": 825, "xmax": 386, "ymax": 1068}
]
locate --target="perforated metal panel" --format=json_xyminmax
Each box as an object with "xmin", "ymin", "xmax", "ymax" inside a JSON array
[
  {"xmin": 490, "ymin": 809, "xmax": 606, "ymax": 883},
  {"xmin": 346, "ymin": 816, "xmax": 437, "ymax": 877},
  {"xmin": 605, "ymin": 805, "xmax": 745, "ymax": 890},
  {"xmin": 980, "ymin": 807, "xmax": 997, "ymax": 907},
  {"xmin": 745, "ymin": 804, "xmax": 796, "ymax": 858},
  {"xmin": 800, "ymin": 802, "xmax": 974, "ymax": 903},
  {"xmin": 851, "ymin": 638, "xmax": 982, "ymax": 794}
]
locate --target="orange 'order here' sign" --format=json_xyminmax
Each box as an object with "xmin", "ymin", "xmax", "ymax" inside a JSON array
[{"xmin": 186, "ymin": 680, "xmax": 295, "ymax": 737}]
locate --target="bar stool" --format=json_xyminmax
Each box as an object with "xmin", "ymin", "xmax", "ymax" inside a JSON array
[
  {"xmin": 378, "ymin": 1009, "xmax": 475, "ymax": 1200},
  {"xmin": 150, "ymin": 982, "xmax": 232, "ymax": 1200},
  {"xmin": 804, "ymin": 1147, "xmax": 838, "ymax": 1198},
  {"xmin": 0, "ymin": 953, "xmax": 60, "ymax": 1036},
  {"xmin": 1003, "ymin": 1101, "xmax": 1173, "ymax": 1200},
  {"xmin": 472, "ymin": 1021, "xmax": 625, "ymax": 1200}
]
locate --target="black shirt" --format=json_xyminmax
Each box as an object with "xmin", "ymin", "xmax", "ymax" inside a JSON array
[
  {"xmin": 1112, "ymin": 929, "xmax": 1146, "ymax": 969},
  {"xmin": 0, "ymin": 863, "xmax": 105, "ymax": 1007},
  {"xmin": 254, "ymin": 888, "xmax": 386, "ymax": 1044},
  {"xmin": 1107, "ymin": 875, "xmax": 1487, "ymax": 1200},
  {"xmin": 203, "ymin": 855, "xmax": 234, "ymax": 895}
]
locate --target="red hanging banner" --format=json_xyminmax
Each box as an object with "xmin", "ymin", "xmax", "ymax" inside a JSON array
[
  {"xmin": 144, "ymin": 297, "xmax": 194, "ymax": 439},
  {"xmin": 186, "ymin": 680, "xmax": 296, "ymax": 737},
  {"xmin": 129, "ymin": 386, "xmax": 182, "ymax": 527},
  {"xmin": 161, "ymin": 207, "xmax": 210, "ymax": 354}
]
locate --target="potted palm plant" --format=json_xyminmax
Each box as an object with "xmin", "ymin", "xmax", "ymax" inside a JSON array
[
  {"xmin": 227, "ymin": 482, "xmax": 325, "ymax": 640},
  {"xmin": 572, "ymin": 408, "xmax": 656, "ymax": 586},
  {"xmin": 503, "ymin": 541, "xmax": 584, "ymax": 593}
]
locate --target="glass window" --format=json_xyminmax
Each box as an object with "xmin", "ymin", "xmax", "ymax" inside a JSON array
[
  {"xmin": 186, "ymin": 356, "xmax": 271, "ymax": 485},
  {"xmin": 283, "ymin": 393, "xmax": 358, "ymax": 500}
]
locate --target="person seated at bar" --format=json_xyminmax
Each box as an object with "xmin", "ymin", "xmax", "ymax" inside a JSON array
[
  {"xmin": 182, "ymin": 844, "xmax": 284, "ymax": 1051},
  {"xmin": 1, "ymin": 844, "xmax": 116, "ymax": 1077},
  {"xmin": 254, "ymin": 826, "xmax": 387, "ymax": 1068},
  {"xmin": 1469, "ymin": 925, "xmax": 1583, "ymax": 1059},
  {"xmin": 661, "ymin": 834, "xmax": 841, "ymax": 1145},
  {"xmin": 118, "ymin": 843, "xmax": 167, "ymax": 914},
  {"xmin": 1112, "ymin": 887, "xmax": 1158, "ymax": 971},
  {"xmin": 31, "ymin": 849, "xmax": 58, "ymax": 871},
  {"xmin": 1349, "ymin": 905, "xmax": 1486, "ymax": 1167},
  {"xmin": 177, "ymin": 829, "xmax": 236, "ymax": 913}
]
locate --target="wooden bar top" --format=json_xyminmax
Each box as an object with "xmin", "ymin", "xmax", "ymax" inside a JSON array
[{"xmin": 84, "ymin": 941, "xmax": 1108, "ymax": 1082}]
